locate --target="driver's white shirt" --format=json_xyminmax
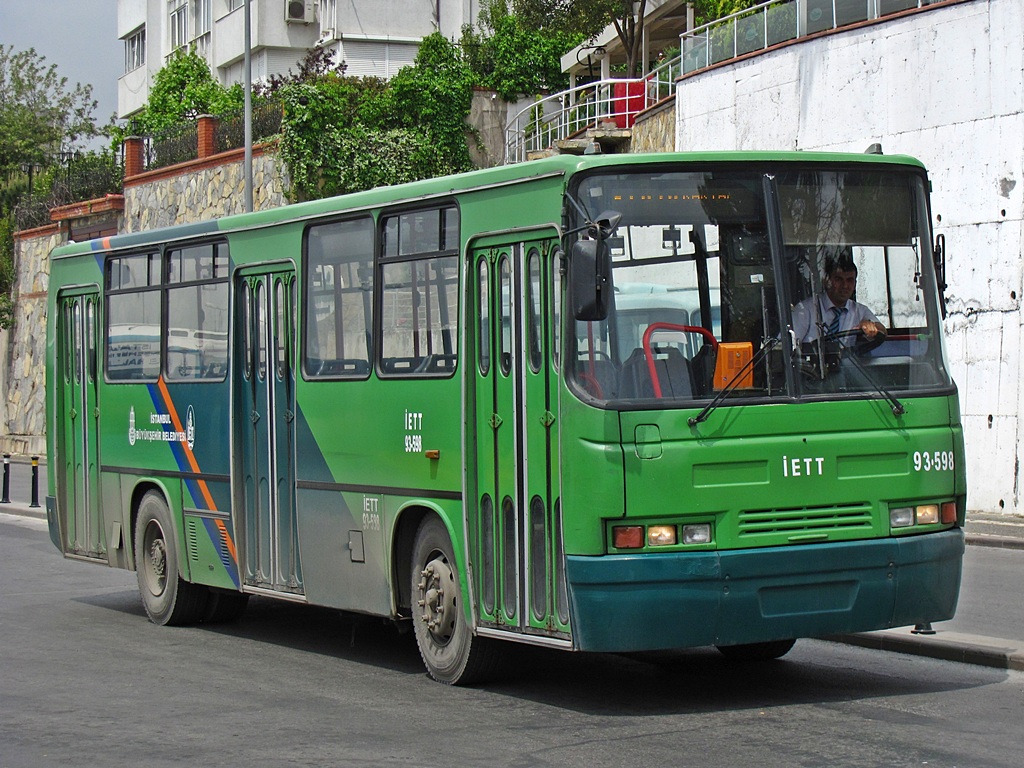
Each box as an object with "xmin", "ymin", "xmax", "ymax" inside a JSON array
[{"xmin": 791, "ymin": 294, "xmax": 881, "ymax": 344}]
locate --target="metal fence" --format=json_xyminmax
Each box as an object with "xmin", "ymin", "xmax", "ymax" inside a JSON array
[
  {"xmin": 681, "ymin": 0, "xmax": 945, "ymax": 75},
  {"xmin": 144, "ymin": 100, "xmax": 284, "ymax": 172},
  {"xmin": 13, "ymin": 156, "xmax": 123, "ymax": 231},
  {"xmin": 145, "ymin": 121, "xmax": 200, "ymax": 171},
  {"xmin": 215, "ymin": 101, "xmax": 284, "ymax": 155}
]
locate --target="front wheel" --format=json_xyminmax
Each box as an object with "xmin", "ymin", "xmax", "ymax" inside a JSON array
[
  {"xmin": 716, "ymin": 639, "xmax": 796, "ymax": 661},
  {"xmin": 410, "ymin": 516, "xmax": 501, "ymax": 684},
  {"xmin": 134, "ymin": 490, "xmax": 208, "ymax": 626}
]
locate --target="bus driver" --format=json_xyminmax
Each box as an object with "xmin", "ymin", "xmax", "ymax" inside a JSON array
[{"xmin": 791, "ymin": 253, "xmax": 886, "ymax": 345}]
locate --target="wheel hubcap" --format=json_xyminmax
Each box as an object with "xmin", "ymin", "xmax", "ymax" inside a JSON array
[
  {"xmin": 416, "ymin": 555, "xmax": 456, "ymax": 646},
  {"xmin": 144, "ymin": 524, "xmax": 167, "ymax": 597}
]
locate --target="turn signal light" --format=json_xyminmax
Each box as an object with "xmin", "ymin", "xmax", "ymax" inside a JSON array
[
  {"xmin": 941, "ymin": 501, "xmax": 957, "ymax": 524},
  {"xmin": 612, "ymin": 526, "xmax": 644, "ymax": 549}
]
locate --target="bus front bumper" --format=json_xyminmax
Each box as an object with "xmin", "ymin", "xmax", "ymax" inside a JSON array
[{"xmin": 564, "ymin": 529, "xmax": 964, "ymax": 652}]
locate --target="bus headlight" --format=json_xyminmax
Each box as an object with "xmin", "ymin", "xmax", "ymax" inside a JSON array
[
  {"xmin": 916, "ymin": 504, "xmax": 940, "ymax": 525},
  {"xmin": 890, "ymin": 507, "xmax": 915, "ymax": 528},
  {"xmin": 682, "ymin": 523, "xmax": 712, "ymax": 545},
  {"xmin": 647, "ymin": 525, "xmax": 677, "ymax": 546}
]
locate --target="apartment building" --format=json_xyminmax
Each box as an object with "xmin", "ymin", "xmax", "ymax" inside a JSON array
[{"xmin": 118, "ymin": 0, "xmax": 482, "ymax": 117}]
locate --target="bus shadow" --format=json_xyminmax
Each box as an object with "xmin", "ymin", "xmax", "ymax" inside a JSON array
[
  {"xmin": 75, "ymin": 591, "xmax": 1007, "ymax": 714},
  {"xmin": 483, "ymin": 641, "xmax": 1010, "ymax": 716},
  {"xmin": 74, "ymin": 591, "xmax": 426, "ymax": 677}
]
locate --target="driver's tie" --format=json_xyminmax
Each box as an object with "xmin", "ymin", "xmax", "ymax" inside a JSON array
[{"xmin": 828, "ymin": 306, "xmax": 845, "ymax": 336}]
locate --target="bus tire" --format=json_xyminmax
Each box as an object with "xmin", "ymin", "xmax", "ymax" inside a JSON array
[
  {"xmin": 203, "ymin": 589, "xmax": 249, "ymax": 624},
  {"xmin": 716, "ymin": 639, "xmax": 796, "ymax": 661},
  {"xmin": 134, "ymin": 490, "xmax": 207, "ymax": 626},
  {"xmin": 411, "ymin": 516, "xmax": 500, "ymax": 685}
]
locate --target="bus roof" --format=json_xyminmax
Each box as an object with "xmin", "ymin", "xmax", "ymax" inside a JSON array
[{"xmin": 50, "ymin": 150, "xmax": 927, "ymax": 260}]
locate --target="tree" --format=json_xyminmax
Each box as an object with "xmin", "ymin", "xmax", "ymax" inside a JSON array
[
  {"xmin": 120, "ymin": 49, "xmax": 243, "ymax": 137},
  {"xmin": 0, "ymin": 45, "xmax": 100, "ymax": 177},
  {"xmin": 0, "ymin": 45, "xmax": 105, "ymax": 330},
  {"xmin": 505, "ymin": 0, "xmax": 649, "ymax": 77},
  {"xmin": 507, "ymin": 1, "xmax": 757, "ymax": 78},
  {"xmin": 461, "ymin": 3, "xmax": 583, "ymax": 100}
]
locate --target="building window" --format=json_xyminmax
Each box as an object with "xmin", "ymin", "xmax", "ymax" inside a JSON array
[
  {"xmin": 320, "ymin": 0, "xmax": 337, "ymax": 36},
  {"xmin": 227, "ymin": 0, "xmax": 243, "ymax": 10},
  {"xmin": 192, "ymin": 0, "xmax": 211, "ymax": 37},
  {"xmin": 169, "ymin": 0, "xmax": 188, "ymax": 51},
  {"xmin": 124, "ymin": 27, "xmax": 146, "ymax": 73}
]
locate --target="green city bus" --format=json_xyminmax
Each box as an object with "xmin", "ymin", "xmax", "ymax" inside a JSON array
[{"xmin": 46, "ymin": 151, "xmax": 965, "ymax": 683}]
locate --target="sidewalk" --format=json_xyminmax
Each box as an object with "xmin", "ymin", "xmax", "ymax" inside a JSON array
[
  {"xmin": 3, "ymin": 495, "xmax": 1021, "ymax": 671},
  {"xmin": 835, "ymin": 512, "xmax": 1024, "ymax": 672}
]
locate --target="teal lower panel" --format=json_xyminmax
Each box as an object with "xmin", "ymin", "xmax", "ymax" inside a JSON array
[{"xmin": 565, "ymin": 530, "xmax": 964, "ymax": 652}]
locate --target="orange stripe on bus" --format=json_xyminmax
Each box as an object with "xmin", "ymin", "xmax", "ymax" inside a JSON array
[{"xmin": 156, "ymin": 376, "xmax": 218, "ymax": 512}]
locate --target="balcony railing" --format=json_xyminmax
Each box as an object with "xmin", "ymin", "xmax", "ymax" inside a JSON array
[
  {"xmin": 505, "ymin": 0, "xmax": 945, "ymax": 163},
  {"xmin": 681, "ymin": 0, "xmax": 945, "ymax": 75},
  {"xmin": 505, "ymin": 70, "xmax": 678, "ymax": 164}
]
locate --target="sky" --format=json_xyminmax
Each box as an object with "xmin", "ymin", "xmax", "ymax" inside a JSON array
[{"xmin": 1, "ymin": 0, "xmax": 122, "ymax": 140}]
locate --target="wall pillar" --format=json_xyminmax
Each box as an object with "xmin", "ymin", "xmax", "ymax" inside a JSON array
[
  {"xmin": 124, "ymin": 136, "xmax": 145, "ymax": 179},
  {"xmin": 197, "ymin": 115, "xmax": 219, "ymax": 159}
]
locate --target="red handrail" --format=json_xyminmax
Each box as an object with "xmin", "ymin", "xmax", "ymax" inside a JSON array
[{"xmin": 641, "ymin": 323, "xmax": 718, "ymax": 398}]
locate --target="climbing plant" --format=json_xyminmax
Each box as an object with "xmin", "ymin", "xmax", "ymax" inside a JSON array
[{"xmin": 278, "ymin": 34, "xmax": 477, "ymax": 200}]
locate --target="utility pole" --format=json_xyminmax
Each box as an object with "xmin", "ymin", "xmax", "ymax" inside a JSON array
[{"xmin": 243, "ymin": 0, "xmax": 254, "ymax": 213}]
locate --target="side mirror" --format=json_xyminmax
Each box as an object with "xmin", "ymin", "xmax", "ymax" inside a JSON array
[{"xmin": 571, "ymin": 239, "xmax": 612, "ymax": 321}]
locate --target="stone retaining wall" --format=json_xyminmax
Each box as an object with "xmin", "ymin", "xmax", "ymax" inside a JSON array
[{"xmin": 1, "ymin": 147, "xmax": 291, "ymax": 457}]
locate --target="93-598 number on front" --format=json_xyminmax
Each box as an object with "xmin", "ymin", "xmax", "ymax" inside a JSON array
[{"xmin": 913, "ymin": 450, "xmax": 954, "ymax": 472}]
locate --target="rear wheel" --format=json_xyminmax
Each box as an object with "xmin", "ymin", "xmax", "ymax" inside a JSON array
[
  {"xmin": 716, "ymin": 639, "xmax": 796, "ymax": 661},
  {"xmin": 411, "ymin": 516, "xmax": 501, "ymax": 684},
  {"xmin": 134, "ymin": 490, "xmax": 207, "ymax": 625}
]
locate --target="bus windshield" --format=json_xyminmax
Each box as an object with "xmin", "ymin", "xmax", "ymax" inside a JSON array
[{"xmin": 568, "ymin": 166, "xmax": 951, "ymax": 406}]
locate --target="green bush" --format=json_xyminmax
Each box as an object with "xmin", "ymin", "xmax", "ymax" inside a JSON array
[{"xmin": 279, "ymin": 33, "xmax": 476, "ymax": 200}]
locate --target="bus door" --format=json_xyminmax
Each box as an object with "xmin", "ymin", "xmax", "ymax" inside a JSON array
[
  {"xmin": 234, "ymin": 266, "xmax": 303, "ymax": 595},
  {"xmin": 56, "ymin": 289, "xmax": 104, "ymax": 559},
  {"xmin": 469, "ymin": 236, "xmax": 569, "ymax": 638}
]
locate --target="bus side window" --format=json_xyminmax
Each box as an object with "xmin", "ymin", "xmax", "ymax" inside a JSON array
[
  {"xmin": 106, "ymin": 252, "xmax": 161, "ymax": 381},
  {"xmin": 304, "ymin": 217, "xmax": 374, "ymax": 378},
  {"xmin": 165, "ymin": 242, "xmax": 229, "ymax": 381},
  {"xmin": 378, "ymin": 205, "xmax": 460, "ymax": 378}
]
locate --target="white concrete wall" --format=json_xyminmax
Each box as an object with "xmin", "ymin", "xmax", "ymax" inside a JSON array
[{"xmin": 676, "ymin": 0, "xmax": 1024, "ymax": 514}]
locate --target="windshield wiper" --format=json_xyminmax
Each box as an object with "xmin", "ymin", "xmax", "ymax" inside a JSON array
[
  {"xmin": 689, "ymin": 337, "xmax": 779, "ymax": 427},
  {"xmin": 838, "ymin": 348, "xmax": 906, "ymax": 416}
]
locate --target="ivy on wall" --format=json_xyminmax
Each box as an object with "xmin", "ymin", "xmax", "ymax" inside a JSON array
[{"xmin": 277, "ymin": 34, "xmax": 476, "ymax": 201}]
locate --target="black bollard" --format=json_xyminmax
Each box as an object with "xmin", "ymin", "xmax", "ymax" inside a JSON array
[
  {"xmin": 911, "ymin": 622, "xmax": 936, "ymax": 635},
  {"xmin": 30, "ymin": 456, "xmax": 40, "ymax": 508},
  {"xmin": 1, "ymin": 454, "xmax": 9, "ymax": 504}
]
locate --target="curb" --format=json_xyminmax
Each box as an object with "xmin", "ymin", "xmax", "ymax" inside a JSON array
[
  {"xmin": 0, "ymin": 503, "xmax": 46, "ymax": 520},
  {"xmin": 833, "ymin": 629, "xmax": 1024, "ymax": 672},
  {"xmin": 964, "ymin": 533, "xmax": 1024, "ymax": 550}
]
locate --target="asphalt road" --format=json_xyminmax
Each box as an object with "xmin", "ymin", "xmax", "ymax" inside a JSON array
[{"xmin": 2, "ymin": 512, "xmax": 1022, "ymax": 768}]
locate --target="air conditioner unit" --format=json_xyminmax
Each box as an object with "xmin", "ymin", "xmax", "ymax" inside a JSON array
[{"xmin": 285, "ymin": 0, "xmax": 316, "ymax": 24}]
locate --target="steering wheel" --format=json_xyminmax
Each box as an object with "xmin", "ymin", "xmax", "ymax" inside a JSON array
[{"xmin": 828, "ymin": 327, "xmax": 886, "ymax": 355}]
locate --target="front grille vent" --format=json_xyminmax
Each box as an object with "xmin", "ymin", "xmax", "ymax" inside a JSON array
[{"xmin": 739, "ymin": 503, "xmax": 873, "ymax": 538}]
